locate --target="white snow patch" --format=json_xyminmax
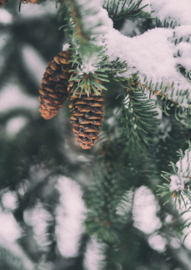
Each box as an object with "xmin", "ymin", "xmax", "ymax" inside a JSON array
[
  {"xmin": 18, "ymin": 1, "xmax": 57, "ymax": 18},
  {"xmin": 0, "ymin": 210, "xmax": 21, "ymax": 242},
  {"xmin": 0, "ymin": 85, "xmax": 38, "ymax": 112},
  {"xmin": 169, "ymin": 148, "xmax": 191, "ymax": 192},
  {"xmin": 0, "ymin": 9, "xmax": 12, "ymax": 24},
  {"xmin": 1, "ymin": 191, "xmax": 18, "ymax": 211},
  {"xmin": 170, "ymin": 175, "xmax": 185, "ymax": 192},
  {"xmin": 22, "ymin": 45, "xmax": 47, "ymax": 85},
  {"xmin": 84, "ymin": 237, "xmax": 105, "ymax": 270},
  {"xmin": 62, "ymin": 43, "xmax": 70, "ymax": 51},
  {"xmin": 148, "ymin": 234, "xmax": 166, "ymax": 252},
  {"xmin": 55, "ymin": 176, "xmax": 86, "ymax": 257},
  {"xmin": 105, "ymin": 27, "xmax": 191, "ymax": 89},
  {"xmin": 150, "ymin": 0, "xmax": 191, "ymax": 25},
  {"xmin": 174, "ymin": 25, "xmax": 191, "ymax": 41},
  {"xmin": 24, "ymin": 203, "xmax": 53, "ymax": 249},
  {"xmin": 82, "ymin": 3, "xmax": 191, "ymax": 107},
  {"xmin": 176, "ymin": 42, "xmax": 191, "ymax": 69},
  {"xmin": 6, "ymin": 117, "xmax": 28, "ymax": 137},
  {"xmin": 73, "ymin": 0, "xmax": 113, "ymax": 74},
  {"xmin": 133, "ymin": 186, "xmax": 162, "ymax": 234},
  {"xmin": 81, "ymin": 55, "xmax": 100, "ymax": 74}
]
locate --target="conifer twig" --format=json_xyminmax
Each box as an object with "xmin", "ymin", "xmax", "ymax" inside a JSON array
[
  {"xmin": 136, "ymin": 82, "xmax": 179, "ymax": 105},
  {"xmin": 69, "ymin": 0, "xmax": 90, "ymax": 42}
]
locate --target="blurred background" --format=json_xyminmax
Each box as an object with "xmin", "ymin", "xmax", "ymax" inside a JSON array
[{"xmin": 1, "ymin": 1, "xmax": 191, "ymax": 270}]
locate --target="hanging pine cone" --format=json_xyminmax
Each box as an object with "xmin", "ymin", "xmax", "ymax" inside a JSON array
[
  {"xmin": 39, "ymin": 50, "xmax": 71, "ymax": 120},
  {"xmin": 68, "ymin": 78, "xmax": 104, "ymax": 149},
  {"xmin": 0, "ymin": 0, "xmax": 9, "ymax": 7}
]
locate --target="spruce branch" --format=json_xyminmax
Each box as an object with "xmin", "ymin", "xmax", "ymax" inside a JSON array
[
  {"xmin": 134, "ymin": 79, "xmax": 191, "ymax": 126},
  {"xmin": 69, "ymin": 69, "xmax": 108, "ymax": 96},
  {"xmin": 154, "ymin": 17, "xmax": 177, "ymax": 29},
  {"xmin": 63, "ymin": 0, "xmax": 117, "ymax": 94},
  {"xmin": 118, "ymin": 82, "xmax": 159, "ymax": 154},
  {"xmin": 157, "ymin": 141, "xmax": 191, "ymax": 208},
  {"xmin": 84, "ymin": 163, "xmax": 133, "ymax": 244},
  {"xmin": 103, "ymin": 0, "xmax": 154, "ymax": 21},
  {"xmin": 68, "ymin": 0, "xmax": 91, "ymax": 43}
]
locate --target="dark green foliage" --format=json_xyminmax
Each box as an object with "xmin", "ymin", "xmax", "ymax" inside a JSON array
[
  {"xmin": 0, "ymin": 246, "xmax": 28, "ymax": 270},
  {"xmin": 104, "ymin": 0, "xmax": 154, "ymax": 21},
  {"xmin": 1, "ymin": 1, "xmax": 191, "ymax": 270},
  {"xmin": 120, "ymin": 83, "xmax": 159, "ymax": 153}
]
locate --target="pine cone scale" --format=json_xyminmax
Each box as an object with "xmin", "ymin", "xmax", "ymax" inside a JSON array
[
  {"xmin": 68, "ymin": 79, "xmax": 104, "ymax": 148},
  {"xmin": 39, "ymin": 50, "xmax": 71, "ymax": 120}
]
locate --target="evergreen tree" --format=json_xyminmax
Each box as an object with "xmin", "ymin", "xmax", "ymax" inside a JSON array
[{"xmin": 0, "ymin": 0, "xmax": 191, "ymax": 269}]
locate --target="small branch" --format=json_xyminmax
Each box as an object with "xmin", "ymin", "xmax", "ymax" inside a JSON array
[
  {"xmin": 69, "ymin": 0, "xmax": 90, "ymax": 42},
  {"xmin": 136, "ymin": 82, "xmax": 179, "ymax": 105}
]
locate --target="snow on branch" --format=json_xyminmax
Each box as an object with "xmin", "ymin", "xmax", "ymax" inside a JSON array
[
  {"xmin": 68, "ymin": 0, "xmax": 191, "ymax": 108},
  {"xmin": 157, "ymin": 142, "xmax": 191, "ymax": 207},
  {"xmin": 68, "ymin": 0, "xmax": 113, "ymax": 74},
  {"xmin": 102, "ymin": 0, "xmax": 152, "ymax": 14},
  {"xmin": 93, "ymin": 2, "xmax": 191, "ymax": 109},
  {"xmin": 102, "ymin": 0, "xmax": 152, "ymax": 20},
  {"xmin": 149, "ymin": 0, "xmax": 191, "ymax": 26},
  {"xmin": 103, "ymin": 19, "xmax": 191, "ymax": 104},
  {"xmin": 169, "ymin": 146, "xmax": 191, "ymax": 193}
]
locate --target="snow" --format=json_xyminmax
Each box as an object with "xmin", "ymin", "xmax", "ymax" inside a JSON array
[
  {"xmin": 55, "ymin": 176, "xmax": 86, "ymax": 257},
  {"xmin": 103, "ymin": 25, "xmax": 191, "ymax": 103},
  {"xmin": 102, "ymin": 0, "xmax": 151, "ymax": 13},
  {"xmin": 173, "ymin": 25, "xmax": 191, "ymax": 42},
  {"xmin": 81, "ymin": 54, "xmax": 100, "ymax": 74},
  {"xmin": 75, "ymin": 0, "xmax": 191, "ymax": 107},
  {"xmin": 85, "ymin": 2, "xmax": 191, "ymax": 108},
  {"xmin": 176, "ymin": 42, "xmax": 191, "ymax": 69},
  {"xmin": 0, "ymin": 85, "xmax": 38, "ymax": 112},
  {"xmin": 140, "ymin": 0, "xmax": 151, "ymax": 13},
  {"xmin": 62, "ymin": 43, "xmax": 70, "ymax": 51},
  {"xmin": 74, "ymin": 0, "xmax": 113, "ymax": 74},
  {"xmin": 169, "ymin": 148, "xmax": 191, "ymax": 192},
  {"xmin": 148, "ymin": 234, "xmax": 167, "ymax": 252},
  {"xmin": 170, "ymin": 175, "xmax": 185, "ymax": 192},
  {"xmin": 0, "ymin": 210, "xmax": 21, "ymax": 242},
  {"xmin": 18, "ymin": 1, "xmax": 58, "ymax": 18},
  {"xmin": 1, "ymin": 191, "xmax": 18, "ymax": 211},
  {"xmin": 133, "ymin": 186, "xmax": 162, "ymax": 234},
  {"xmin": 22, "ymin": 45, "xmax": 47, "ymax": 85},
  {"xmin": 106, "ymin": 27, "xmax": 174, "ymax": 77},
  {"xmin": 84, "ymin": 238, "xmax": 105, "ymax": 270},
  {"xmin": 5, "ymin": 117, "xmax": 28, "ymax": 137},
  {"xmin": 24, "ymin": 203, "xmax": 52, "ymax": 249},
  {"xmin": 150, "ymin": 0, "xmax": 191, "ymax": 25},
  {"xmin": 0, "ymin": 10, "xmax": 12, "ymax": 24},
  {"xmin": 73, "ymin": 0, "xmax": 191, "ymax": 108}
]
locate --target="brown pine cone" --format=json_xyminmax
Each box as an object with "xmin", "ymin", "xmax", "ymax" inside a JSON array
[
  {"xmin": 0, "ymin": 0, "xmax": 9, "ymax": 7},
  {"xmin": 39, "ymin": 50, "xmax": 71, "ymax": 120},
  {"xmin": 68, "ymin": 79, "xmax": 104, "ymax": 149}
]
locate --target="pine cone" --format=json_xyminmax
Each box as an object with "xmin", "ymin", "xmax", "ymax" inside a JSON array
[
  {"xmin": 68, "ymin": 80, "xmax": 104, "ymax": 149},
  {"xmin": 39, "ymin": 50, "xmax": 71, "ymax": 120},
  {"xmin": 0, "ymin": 0, "xmax": 9, "ymax": 7}
]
